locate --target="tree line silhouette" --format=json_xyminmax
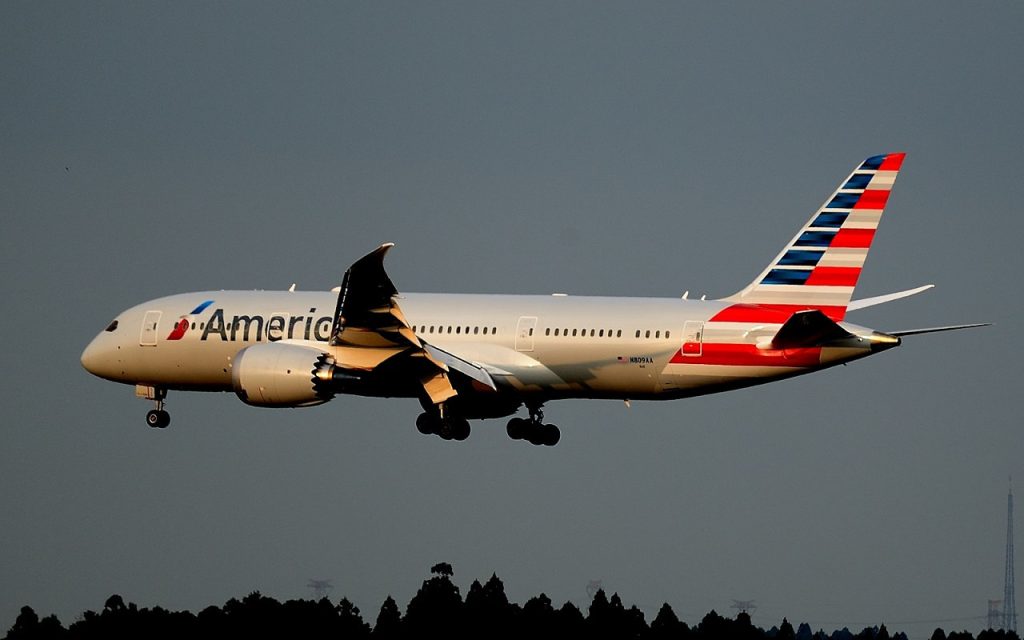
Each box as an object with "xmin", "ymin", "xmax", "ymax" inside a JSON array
[{"xmin": 5, "ymin": 564, "xmax": 1019, "ymax": 640}]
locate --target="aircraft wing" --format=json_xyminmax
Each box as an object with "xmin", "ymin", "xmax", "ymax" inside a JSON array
[
  {"xmin": 329, "ymin": 243, "xmax": 420, "ymax": 349},
  {"xmin": 326, "ymin": 244, "xmax": 491, "ymax": 405}
]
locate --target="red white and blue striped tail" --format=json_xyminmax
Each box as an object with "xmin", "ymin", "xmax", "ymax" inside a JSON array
[{"xmin": 723, "ymin": 152, "xmax": 905, "ymax": 322}]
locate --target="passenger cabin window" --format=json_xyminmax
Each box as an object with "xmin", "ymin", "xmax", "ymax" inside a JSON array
[{"xmin": 635, "ymin": 330, "xmax": 641, "ymax": 338}]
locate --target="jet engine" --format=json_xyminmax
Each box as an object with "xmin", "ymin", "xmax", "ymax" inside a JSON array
[{"xmin": 231, "ymin": 343, "xmax": 340, "ymax": 408}]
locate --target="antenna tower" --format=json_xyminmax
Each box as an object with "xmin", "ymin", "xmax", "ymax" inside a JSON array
[{"xmin": 1004, "ymin": 479, "xmax": 1016, "ymax": 633}]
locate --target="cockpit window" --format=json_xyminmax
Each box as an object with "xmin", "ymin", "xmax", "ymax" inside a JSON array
[{"xmin": 105, "ymin": 320, "xmax": 119, "ymax": 332}]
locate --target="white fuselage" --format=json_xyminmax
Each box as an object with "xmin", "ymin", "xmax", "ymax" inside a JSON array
[{"xmin": 82, "ymin": 289, "xmax": 890, "ymax": 405}]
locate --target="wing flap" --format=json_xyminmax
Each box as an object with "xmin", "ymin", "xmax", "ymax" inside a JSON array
[{"xmin": 424, "ymin": 343, "xmax": 497, "ymax": 391}]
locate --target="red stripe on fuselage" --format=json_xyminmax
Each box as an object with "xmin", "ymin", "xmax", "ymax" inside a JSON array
[
  {"xmin": 710, "ymin": 303, "xmax": 847, "ymax": 323},
  {"xmin": 668, "ymin": 343, "xmax": 821, "ymax": 367}
]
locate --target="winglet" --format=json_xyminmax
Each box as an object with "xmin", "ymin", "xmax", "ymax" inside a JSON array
[{"xmin": 330, "ymin": 243, "xmax": 399, "ymax": 346}]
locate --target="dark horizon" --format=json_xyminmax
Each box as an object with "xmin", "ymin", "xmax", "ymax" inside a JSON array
[{"xmin": 5, "ymin": 566, "xmax": 1018, "ymax": 640}]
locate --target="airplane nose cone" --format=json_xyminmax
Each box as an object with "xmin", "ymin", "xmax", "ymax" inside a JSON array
[
  {"xmin": 81, "ymin": 334, "xmax": 118, "ymax": 378},
  {"xmin": 81, "ymin": 336, "xmax": 102, "ymax": 374}
]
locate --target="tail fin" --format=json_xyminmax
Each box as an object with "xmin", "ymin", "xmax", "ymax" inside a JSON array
[{"xmin": 724, "ymin": 153, "xmax": 906, "ymax": 321}]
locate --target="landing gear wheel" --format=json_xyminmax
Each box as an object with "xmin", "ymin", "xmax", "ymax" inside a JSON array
[
  {"xmin": 418, "ymin": 404, "xmax": 471, "ymax": 442},
  {"xmin": 416, "ymin": 413, "xmax": 435, "ymax": 435},
  {"xmin": 526, "ymin": 425, "xmax": 546, "ymax": 446},
  {"xmin": 506, "ymin": 417, "xmax": 526, "ymax": 440},
  {"xmin": 542, "ymin": 424, "xmax": 560, "ymax": 446},
  {"xmin": 452, "ymin": 418, "xmax": 471, "ymax": 441},
  {"xmin": 146, "ymin": 409, "xmax": 170, "ymax": 429}
]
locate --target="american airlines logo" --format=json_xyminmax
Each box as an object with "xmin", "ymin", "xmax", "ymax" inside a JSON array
[
  {"xmin": 200, "ymin": 308, "xmax": 334, "ymax": 342},
  {"xmin": 165, "ymin": 302, "xmax": 334, "ymax": 343}
]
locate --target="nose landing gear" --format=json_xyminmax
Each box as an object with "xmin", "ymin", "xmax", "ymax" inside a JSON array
[
  {"xmin": 138, "ymin": 385, "xmax": 170, "ymax": 428},
  {"xmin": 146, "ymin": 409, "xmax": 170, "ymax": 428}
]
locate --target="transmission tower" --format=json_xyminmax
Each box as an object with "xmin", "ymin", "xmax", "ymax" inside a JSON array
[
  {"xmin": 1004, "ymin": 479, "xmax": 1016, "ymax": 633},
  {"xmin": 307, "ymin": 579, "xmax": 334, "ymax": 601},
  {"xmin": 987, "ymin": 599, "xmax": 1002, "ymax": 631},
  {"xmin": 731, "ymin": 600, "xmax": 757, "ymax": 615}
]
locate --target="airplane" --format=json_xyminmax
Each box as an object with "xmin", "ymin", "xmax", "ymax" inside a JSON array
[{"xmin": 81, "ymin": 153, "xmax": 987, "ymax": 446}]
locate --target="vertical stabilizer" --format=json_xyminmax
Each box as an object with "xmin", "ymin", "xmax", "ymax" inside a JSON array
[{"xmin": 724, "ymin": 153, "xmax": 905, "ymax": 321}]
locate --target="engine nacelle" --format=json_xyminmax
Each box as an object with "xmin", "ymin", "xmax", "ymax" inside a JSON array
[{"xmin": 231, "ymin": 343, "xmax": 335, "ymax": 408}]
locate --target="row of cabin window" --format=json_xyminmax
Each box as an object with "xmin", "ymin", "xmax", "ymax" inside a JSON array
[
  {"xmin": 415, "ymin": 325, "xmax": 498, "ymax": 336},
  {"xmin": 542, "ymin": 328, "xmax": 671, "ymax": 339},
  {"xmin": 545, "ymin": 328, "xmax": 622, "ymax": 338}
]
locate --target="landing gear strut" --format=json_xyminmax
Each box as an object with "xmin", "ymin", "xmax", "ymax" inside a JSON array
[
  {"xmin": 141, "ymin": 386, "xmax": 170, "ymax": 428},
  {"xmin": 416, "ymin": 405, "xmax": 470, "ymax": 441},
  {"xmin": 506, "ymin": 404, "xmax": 560, "ymax": 446}
]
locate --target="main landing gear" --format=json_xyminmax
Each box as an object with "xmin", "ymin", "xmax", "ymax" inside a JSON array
[
  {"xmin": 142, "ymin": 386, "xmax": 170, "ymax": 429},
  {"xmin": 416, "ymin": 408, "xmax": 471, "ymax": 441},
  {"xmin": 506, "ymin": 405, "xmax": 560, "ymax": 447}
]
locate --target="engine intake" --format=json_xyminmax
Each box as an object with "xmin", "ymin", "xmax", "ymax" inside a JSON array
[{"xmin": 231, "ymin": 343, "xmax": 336, "ymax": 408}]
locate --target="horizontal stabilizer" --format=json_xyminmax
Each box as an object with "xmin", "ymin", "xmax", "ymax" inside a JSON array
[
  {"xmin": 847, "ymin": 284, "xmax": 934, "ymax": 311},
  {"xmin": 887, "ymin": 323, "xmax": 991, "ymax": 337},
  {"xmin": 771, "ymin": 309, "xmax": 854, "ymax": 350}
]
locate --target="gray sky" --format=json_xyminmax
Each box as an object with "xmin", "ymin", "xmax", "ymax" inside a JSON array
[{"xmin": 2, "ymin": 2, "xmax": 1021, "ymax": 637}]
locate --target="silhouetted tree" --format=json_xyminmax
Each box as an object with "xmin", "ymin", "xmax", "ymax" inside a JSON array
[
  {"xmin": 734, "ymin": 610, "xmax": 762, "ymax": 640},
  {"xmin": 776, "ymin": 617, "xmax": 796, "ymax": 640},
  {"xmin": 929, "ymin": 630, "xmax": 948, "ymax": 640},
  {"xmin": 404, "ymin": 569, "xmax": 463, "ymax": 637},
  {"xmin": 552, "ymin": 601, "xmax": 587, "ymax": 638},
  {"xmin": 430, "ymin": 562, "xmax": 453, "ymax": 577},
  {"xmin": 587, "ymin": 590, "xmax": 646, "ymax": 639},
  {"xmin": 464, "ymin": 573, "xmax": 516, "ymax": 639},
  {"xmin": 519, "ymin": 593, "xmax": 556, "ymax": 636},
  {"xmin": 649, "ymin": 602, "xmax": 688, "ymax": 639},
  {"xmin": 373, "ymin": 595, "xmax": 402, "ymax": 639},
  {"xmin": 335, "ymin": 598, "xmax": 370, "ymax": 638},
  {"xmin": 5, "ymin": 606, "xmax": 66, "ymax": 640}
]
